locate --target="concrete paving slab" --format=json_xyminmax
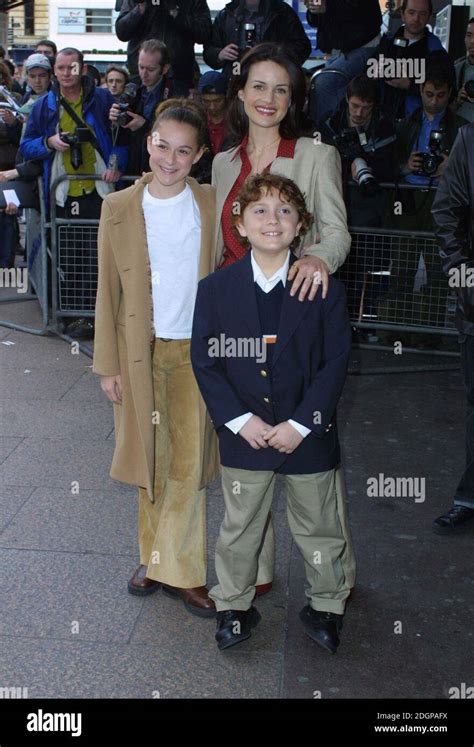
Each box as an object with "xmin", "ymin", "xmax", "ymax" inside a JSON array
[
  {"xmin": 0, "ymin": 329, "xmax": 88, "ymax": 370},
  {"xmin": 0, "ymin": 399, "xmax": 112, "ymax": 440},
  {"xmin": 0, "ymin": 636, "xmax": 282, "ymax": 698},
  {"xmin": 0, "ymin": 485, "xmax": 35, "ymax": 532},
  {"xmin": 0, "ymin": 298, "xmax": 45, "ymax": 329},
  {"xmin": 60, "ymin": 369, "xmax": 109, "ymax": 403},
  {"xmin": 0, "ymin": 437, "xmax": 23, "ymax": 465},
  {"xmin": 0, "ymin": 549, "xmax": 142, "ymax": 644},
  {"xmin": 0, "ymin": 487, "xmax": 137, "ymax": 555},
  {"xmin": 0, "ymin": 364, "xmax": 87, "ymax": 401},
  {"xmin": 0, "ymin": 438, "xmax": 127, "ymax": 493}
]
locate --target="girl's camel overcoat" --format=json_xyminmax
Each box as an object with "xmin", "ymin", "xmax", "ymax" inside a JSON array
[{"xmin": 93, "ymin": 173, "xmax": 220, "ymax": 502}]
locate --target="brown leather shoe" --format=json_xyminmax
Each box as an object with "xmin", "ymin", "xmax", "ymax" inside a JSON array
[
  {"xmin": 255, "ymin": 582, "xmax": 273, "ymax": 597},
  {"xmin": 128, "ymin": 564, "xmax": 161, "ymax": 596},
  {"xmin": 161, "ymin": 584, "xmax": 216, "ymax": 618}
]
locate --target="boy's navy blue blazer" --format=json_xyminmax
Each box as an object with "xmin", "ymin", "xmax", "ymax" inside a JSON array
[{"xmin": 191, "ymin": 252, "xmax": 352, "ymax": 474}]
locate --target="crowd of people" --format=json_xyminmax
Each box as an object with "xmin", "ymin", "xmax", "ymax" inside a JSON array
[{"xmin": 0, "ymin": 0, "xmax": 473, "ymax": 652}]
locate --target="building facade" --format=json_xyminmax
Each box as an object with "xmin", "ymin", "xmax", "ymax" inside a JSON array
[{"xmin": 9, "ymin": 0, "xmax": 49, "ymax": 48}]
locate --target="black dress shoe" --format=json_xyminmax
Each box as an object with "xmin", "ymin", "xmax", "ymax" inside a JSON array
[
  {"xmin": 215, "ymin": 607, "xmax": 261, "ymax": 650},
  {"xmin": 432, "ymin": 505, "xmax": 474, "ymax": 534},
  {"xmin": 299, "ymin": 605, "xmax": 344, "ymax": 654}
]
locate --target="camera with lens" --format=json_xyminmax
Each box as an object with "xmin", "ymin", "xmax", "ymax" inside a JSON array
[
  {"xmin": 464, "ymin": 79, "xmax": 474, "ymax": 99},
  {"xmin": 59, "ymin": 128, "xmax": 94, "ymax": 170},
  {"xmin": 239, "ymin": 23, "xmax": 256, "ymax": 55},
  {"xmin": 415, "ymin": 129, "xmax": 444, "ymax": 177},
  {"xmin": 333, "ymin": 127, "xmax": 379, "ymax": 195},
  {"xmin": 115, "ymin": 82, "xmax": 138, "ymax": 127}
]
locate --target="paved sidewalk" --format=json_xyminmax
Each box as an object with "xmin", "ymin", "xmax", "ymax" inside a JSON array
[{"xmin": 0, "ymin": 295, "xmax": 472, "ymax": 699}]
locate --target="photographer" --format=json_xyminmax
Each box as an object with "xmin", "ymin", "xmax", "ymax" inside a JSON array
[
  {"xmin": 386, "ymin": 62, "xmax": 467, "ymax": 333},
  {"xmin": 319, "ymin": 74, "xmax": 396, "ymax": 228},
  {"xmin": 395, "ymin": 63, "xmax": 467, "ymax": 228},
  {"xmin": 109, "ymin": 39, "xmax": 171, "ymax": 176},
  {"xmin": 20, "ymin": 47, "xmax": 129, "ymax": 338},
  {"xmin": 105, "ymin": 66, "xmax": 129, "ymax": 100},
  {"xmin": 115, "ymin": 0, "xmax": 211, "ymax": 96},
  {"xmin": 320, "ymin": 75, "xmax": 396, "ymax": 320},
  {"xmin": 305, "ymin": 0, "xmax": 382, "ymax": 122},
  {"xmin": 203, "ymin": 0, "xmax": 311, "ymax": 81},
  {"xmin": 375, "ymin": 0, "xmax": 445, "ymax": 120},
  {"xmin": 454, "ymin": 18, "xmax": 474, "ymax": 124}
]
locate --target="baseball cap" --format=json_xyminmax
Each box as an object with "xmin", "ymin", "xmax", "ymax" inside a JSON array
[
  {"xmin": 198, "ymin": 71, "xmax": 227, "ymax": 95},
  {"xmin": 25, "ymin": 53, "xmax": 52, "ymax": 72}
]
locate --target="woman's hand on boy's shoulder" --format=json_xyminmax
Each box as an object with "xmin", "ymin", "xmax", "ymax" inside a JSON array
[{"xmin": 288, "ymin": 256, "xmax": 329, "ymax": 302}]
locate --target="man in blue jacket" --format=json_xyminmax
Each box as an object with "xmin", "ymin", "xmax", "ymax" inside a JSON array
[
  {"xmin": 20, "ymin": 47, "xmax": 129, "ymax": 338},
  {"xmin": 191, "ymin": 173, "xmax": 356, "ymax": 653}
]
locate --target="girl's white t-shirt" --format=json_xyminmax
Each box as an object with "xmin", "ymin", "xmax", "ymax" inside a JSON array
[{"xmin": 142, "ymin": 183, "xmax": 201, "ymax": 339}]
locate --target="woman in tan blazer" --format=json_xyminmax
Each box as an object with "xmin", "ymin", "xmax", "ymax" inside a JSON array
[{"xmin": 212, "ymin": 43, "xmax": 353, "ymax": 595}]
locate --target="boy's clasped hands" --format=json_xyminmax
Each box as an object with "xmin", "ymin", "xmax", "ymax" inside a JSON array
[{"xmin": 240, "ymin": 415, "xmax": 304, "ymax": 454}]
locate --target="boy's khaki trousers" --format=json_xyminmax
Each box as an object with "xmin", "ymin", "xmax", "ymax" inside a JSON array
[{"xmin": 209, "ymin": 466, "xmax": 356, "ymax": 614}]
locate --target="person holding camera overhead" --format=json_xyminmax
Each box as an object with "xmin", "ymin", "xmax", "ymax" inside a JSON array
[
  {"xmin": 20, "ymin": 47, "xmax": 129, "ymax": 339},
  {"xmin": 203, "ymin": 0, "xmax": 311, "ymax": 82},
  {"xmin": 116, "ymin": 0, "xmax": 211, "ymax": 97}
]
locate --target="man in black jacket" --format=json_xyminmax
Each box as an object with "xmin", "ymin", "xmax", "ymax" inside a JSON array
[
  {"xmin": 394, "ymin": 62, "xmax": 466, "ymax": 230},
  {"xmin": 431, "ymin": 124, "xmax": 474, "ymax": 534},
  {"xmin": 203, "ymin": 0, "xmax": 311, "ymax": 80},
  {"xmin": 373, "ymin": 0, "xmax": 446, "ymax": 121},
  {"xmin": 306, "ymin": 0, "xmax": 382, "ymax": 123},
  {"xmin": 320, "ymin": 75, "xmax": 396, "ymax": 319},
  {"xmin": 319, "ymin": 74, "xmax": 396, "ymax": 227},
  {"xmin": 115, "ymin": 0, "xmax": 211, "ymax": 95}
]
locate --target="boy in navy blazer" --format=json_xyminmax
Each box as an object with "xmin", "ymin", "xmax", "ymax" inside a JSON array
[{"xmin": 191, "ymin": 174, "xmax": 356, "ymax": 653}]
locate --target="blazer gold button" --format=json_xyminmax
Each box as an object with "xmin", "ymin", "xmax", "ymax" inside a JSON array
[{"xmin": 260, "ymin": 370, "xmax": 267, "ymax": 377}]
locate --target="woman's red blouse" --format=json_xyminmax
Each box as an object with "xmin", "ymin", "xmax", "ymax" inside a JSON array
[{"xmin": 219, "ymin": 135, "xmax": 297, "ymax": 268}]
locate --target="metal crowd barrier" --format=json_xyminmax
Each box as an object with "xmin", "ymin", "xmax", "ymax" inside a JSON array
[
  {"xmin": 50, "ymin": 174, "xmax": 138, "ymax": 357},
  {"xmin": 339, "ymin": 227, "xmax": 457, "ymax": 333},
  {"xmin": 336, "ymin": 182, "xmax": 460, "ymax": 373},
  {"xmin": 339, "ymin": 182, "xmax": 457, "ymax": 336},
  {"xmin": 0, "ymin": 176, "xmax": 49, "ymax": 335}
]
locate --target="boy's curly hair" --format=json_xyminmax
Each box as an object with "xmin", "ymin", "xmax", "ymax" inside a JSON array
[{"xmin": 231, "ymin": 173, "xmax": 313, "ymax": 252}]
